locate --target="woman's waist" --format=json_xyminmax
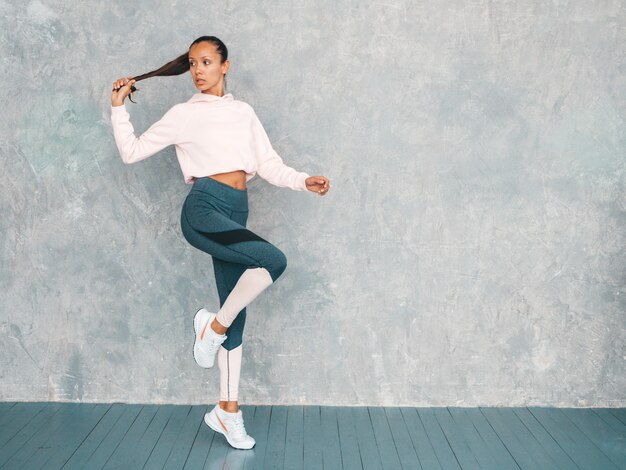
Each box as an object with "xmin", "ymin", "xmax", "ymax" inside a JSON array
[
  {"xmin": 202, "ymin": 170, "xmax": 248, "ymax": 190},
  {"xmin": 189, "ymin": 173, "xmax": 249, "ymax": 210}
]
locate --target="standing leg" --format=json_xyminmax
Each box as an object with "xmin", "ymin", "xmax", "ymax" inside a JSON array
[
  {"xmin": 210, "ymin": 208, "xmax": 251, "ymax": 412},
  {"xmin": 217, "ymin": 344, "xmax": 242, "ymax": 403},
  {"xmin": 213, "ymin": 257, "xmax": 245, "ymax": 409}
]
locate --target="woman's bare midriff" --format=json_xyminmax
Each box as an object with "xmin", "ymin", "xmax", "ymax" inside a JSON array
[{"xmin": 206, "ymin": 170, "xmax": 247, "ymax": 190}]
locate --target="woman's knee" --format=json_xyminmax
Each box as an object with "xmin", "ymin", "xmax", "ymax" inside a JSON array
[{"xmin": 265, "ymin": 246, "xmax": 287, "ymax": 282}]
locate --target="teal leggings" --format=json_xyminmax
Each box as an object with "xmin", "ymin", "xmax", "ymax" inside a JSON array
[{"xmin": 180, "ymin": 176, "xmax": 287, "ymax": 350}]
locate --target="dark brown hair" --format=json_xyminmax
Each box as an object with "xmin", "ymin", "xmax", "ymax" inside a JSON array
[{"xmin": 125, "ymin": 35, "xmax": 228, "ymax": 103}]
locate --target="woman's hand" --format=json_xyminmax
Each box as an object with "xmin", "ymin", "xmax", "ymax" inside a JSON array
[
  {"xmin": 305, "ymin": 176, "xmax": 331, "ymax": 196},
  {"xmin": 111, "ymin": 76, "xmax": 136, "ymax": 107}
]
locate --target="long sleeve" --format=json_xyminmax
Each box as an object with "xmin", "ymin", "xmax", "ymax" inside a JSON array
[
  {"xmin": 250, "ymin": 109, "xmax": 310, "ymax": 191},
  {"xmin": 110, "ymin": 103, "xmax": 183, "ymax": 164}
]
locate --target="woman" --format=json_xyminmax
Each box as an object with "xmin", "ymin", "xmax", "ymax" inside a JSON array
[{"xmin": 110, "ymin": 35, "xmax": 330, "ymax": 450}]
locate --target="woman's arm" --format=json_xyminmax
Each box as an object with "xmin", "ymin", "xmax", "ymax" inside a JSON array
[
  {"xmin": 110, "ymin": 103, "xmax": 184, "ymax": 164},
  {"xmin": 250, "ymin": 109, "xmax": 310, "ymax": 191}
]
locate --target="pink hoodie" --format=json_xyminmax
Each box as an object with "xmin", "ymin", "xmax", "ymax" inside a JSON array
[{"xmin": 110, "ymin": 92, "xmax": 310, "ymax": 191}]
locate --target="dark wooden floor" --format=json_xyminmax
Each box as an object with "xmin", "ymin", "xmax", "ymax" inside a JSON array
[{"xmin": 0, "ymin": 402, "xmax": 624, "ymax": 469}]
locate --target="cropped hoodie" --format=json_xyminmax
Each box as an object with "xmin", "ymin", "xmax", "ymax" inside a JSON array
[{"xmin": 110, "ymin": 92, "xmax": 310, "ymax": 191}]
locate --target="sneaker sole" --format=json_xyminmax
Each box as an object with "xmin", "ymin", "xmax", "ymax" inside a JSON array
[
  {"xmin": 193, "ymin": 308, "xmax": 213, "ymax": 368},
  {"xmin": 204, "ymin": 411, "xmax": 255, "ymax": 450}
]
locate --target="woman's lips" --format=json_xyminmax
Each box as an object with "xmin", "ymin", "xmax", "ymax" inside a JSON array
[{"xmin": 196, "ymin": 79, "xmax": 205, "ymax": 84}]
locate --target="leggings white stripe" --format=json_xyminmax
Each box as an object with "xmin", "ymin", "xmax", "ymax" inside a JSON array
[{"xmin": 218, "ymin": 343, "xmax": 242, "ymax": 402}]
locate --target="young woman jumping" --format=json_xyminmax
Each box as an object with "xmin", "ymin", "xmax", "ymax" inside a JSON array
[{"xmin": 110, "ymin": 35, "xmax": 330, "ymax": 450}]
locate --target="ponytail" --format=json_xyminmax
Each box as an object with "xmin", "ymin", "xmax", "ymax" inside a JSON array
[
  {"xmin": 125, "ymin": 52, "xmax": 189, "ymax": 103},
  {"xmin": 126, "ymin": 35, "xmax": 229, "ymax": 104}
]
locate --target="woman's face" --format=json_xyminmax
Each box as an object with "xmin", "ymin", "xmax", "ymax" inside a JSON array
[{"xmin": 188, "ymin": 41, "xmax": 230, "ymax": 95}]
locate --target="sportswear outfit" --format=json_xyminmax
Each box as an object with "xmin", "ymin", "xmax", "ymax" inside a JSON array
[{"xmin": 110, "ymin": 91, "xmax": 310, "ymax": 448}]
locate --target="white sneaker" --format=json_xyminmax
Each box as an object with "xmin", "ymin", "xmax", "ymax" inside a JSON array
[
  {"xmin": 193, "ymin": 308, "xmax": 227, "ymax": 368},
  {"xmin": 204, "ymin": 404, "xmax": 256, "ymax": 450}
]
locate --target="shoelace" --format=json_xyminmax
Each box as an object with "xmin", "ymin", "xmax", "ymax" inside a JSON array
[
  {"xmin": 227, "ymin": 414, "xmax": 247, "ymax": 437},
  {"xmin": 206, "ymin": 335, "xmax": 224, "ymax": 346},
  {"xmin": 202, "ymin": 326, "xmax": 226, "ymax": 347}
]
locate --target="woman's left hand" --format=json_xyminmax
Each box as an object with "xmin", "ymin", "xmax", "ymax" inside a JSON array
[{"xmin": 305, "ymin": 176, "xmax": 331, "ymax": 196}]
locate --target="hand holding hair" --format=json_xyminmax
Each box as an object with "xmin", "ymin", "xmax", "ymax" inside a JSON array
[
  {"xmin": 109, "ymin": 51, "xmax": 190, "ymax": 106},
  {"xmin": 111, "ymin": 76, "xmax": 138, "ymax": 106}
]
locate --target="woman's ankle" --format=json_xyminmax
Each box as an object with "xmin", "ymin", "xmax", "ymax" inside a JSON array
[
  {"xmin": 219, "ymin": 400, "xmax": 239, "ymax": 412},
  {"xmin": 211, "ymin": 318, "xmax": 228, "ymax": 335}
]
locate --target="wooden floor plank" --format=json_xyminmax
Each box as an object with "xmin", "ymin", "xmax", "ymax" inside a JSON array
[
  {"xmin": 182, "ymin": 407, "xmax": 216, "ymax": 469},
  {"xmin": 82, "ymin": 403, "xmax": 144, "ymax": 469},
  {"xmin": 0, "ymin": 402, "xmax": 17, "ymax": 417},
  {"xmin": 563, "ymin": 408, "xmax": 626, "ymax": 469},
  {"xmin": 513, "ymin": 407, "xmax": 586, "ymax": 469},
  {"xmin": 2, "ymin": 403, "xmax": 83, "ymax": 469},
  {"xmin": 479, "ymin": 407, "xmax": 560, "ymax": 470},
  {"xmin": 28, "ymin": 403, "xmax": 111, "ymax": 469},
  {"xmin": 0, "ymin": 402, "xmax": 43, "ymax": 429},
  {"xmin": 284, "ymin": 405, "xmax": 304, "ymax": 470},
  {"xmin": 385, "ymin": 407, "xmax": 422, "ymax": 470},
  {"xmin": 264, "ymin": 405, "xmax": 289, "ymax": 470},
  {"xmin": 400, "ymin": 407, "xmax": 443, "ymax": 470},
  {"xmin": 0, "ymin": 402, "xmax": 65, "ymax": 467},
  {"xmin": 431, "ymin": 408, "xmax": 480, "ymax": 470},
  {"xmin": 461, "ymin": 408, "xmax": 520, "ymax": 470},
  {"xmin": 243, "ymin": 405, "xmax": 271, "ymax": 470},
  {"xmin": 320, "ymin": 406, "xmax": 342, "ymax": 469},
  {"xmin": 202, "ymin": 429, "xmax": 230, "ymax": 469},
  {"xmin": 528, "ymin": 407, "xmax": 620, "ymax": 470},
  {"xmin": 102, "ymin": 404, "xmax": 160, "ymax": 469},
  {"xmin": 416, "ymin": 408, "xmax": 462, "ymax": 470},
  {"xmin": 608, "ymin": 408, "xmax": 626, "ymax": 426},
  {"xmin": 0, "ymin": 402, "xmax": 47, "ymax": 447},
  {"xmin": 447, "ymin": 407, "xmax": 505, "ymax": 470},
  {"xmin": 142, "ymin": 404, "xmax": 191, "ymax": 469},
  {"xmin": 352, "ymin": 406, "xmax": 383, "ymax": 470},
  {"xmin": 336, "ymin": 407, "xmax": 362, "ymax": 470},
  {"xmin": 162, "ymin": 405, "xmax": 206, "ymax": 469},
  {"xmin": 124, "ymin": 404, "xmax": 177, "ymax": 469},
  {"xmin": 61, "ymin": 404, "xmax": 127, "ymax": 470},
  {"xmin": 369, "ymin": 407, "xmax": 403, "ymax": 470},
  {"xmin": 593, "ymin": 408, "xmax": 626, "ymax": 433},
  {"xmin": 302, "ymin": 406, "xmax": 323, "ymax": 470}
]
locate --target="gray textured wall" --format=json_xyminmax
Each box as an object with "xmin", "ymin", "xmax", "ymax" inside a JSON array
[{"xmin": 1, "ymin": 0, "xmax": 624, "ymax": 406}]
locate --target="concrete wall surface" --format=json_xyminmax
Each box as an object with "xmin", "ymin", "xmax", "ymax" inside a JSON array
[{"xmin": 1, "ymin": 0, "xmax": 624, "ymax": 406}]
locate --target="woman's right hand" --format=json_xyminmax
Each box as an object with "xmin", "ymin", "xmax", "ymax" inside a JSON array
[{"xmin": 111, "ymin": 76, "xmax": 136, "ymax": 107}]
